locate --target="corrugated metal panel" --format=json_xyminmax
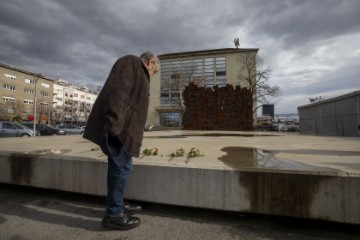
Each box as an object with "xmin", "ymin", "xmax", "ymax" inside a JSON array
[{"xmin": 298, "ymin": 91, "xmax": 360, "ymax": 136}]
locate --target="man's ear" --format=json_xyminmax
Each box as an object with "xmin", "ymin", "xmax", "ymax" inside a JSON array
[{"xmin": 146, "ymin": 60, "xmax": 153, "ymax": 67}]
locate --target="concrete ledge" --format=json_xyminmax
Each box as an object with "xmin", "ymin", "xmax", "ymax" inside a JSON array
[{"xmin": 0, "ymin": 152, "xmax": 359, "ymax": 224}]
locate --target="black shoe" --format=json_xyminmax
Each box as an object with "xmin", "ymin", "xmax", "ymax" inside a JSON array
[
  {"xmin": 101, "ymin": 214, "xmax": 140, "ymax": 230},
  {"xmin": 124, "ymin": 202, "xmax": 142, "ymax": 215}
]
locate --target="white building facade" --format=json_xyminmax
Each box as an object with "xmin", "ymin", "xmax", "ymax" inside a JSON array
[{"xmin": 53, "ymin": 80, "xmax": 98, "ymax": 124}]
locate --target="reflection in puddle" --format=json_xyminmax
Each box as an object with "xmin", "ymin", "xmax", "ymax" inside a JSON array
[
  {"xmin": 219, "ymin": 147, "xmax": 339, "ymax": 171},
  {"xmin": 24, "ymin": 149, "xmax": 72, "ymax": 155}
]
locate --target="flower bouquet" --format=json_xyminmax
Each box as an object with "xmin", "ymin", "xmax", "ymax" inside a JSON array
[
  {"xmin": 171, "ymin": 147, "xmax": 186, "ymax": 157},
  {"xmin": 187, "ymin": 147, "xmax": 205, "ymax": 158},
  {"xmin": 142, "ymin": 147, "xmax": 159, "ymax": 156}
]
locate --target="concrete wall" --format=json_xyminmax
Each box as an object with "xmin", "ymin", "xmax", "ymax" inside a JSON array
[{"xmin": 1, "ymin": 152, "xmax": 359, "ymax": 224}]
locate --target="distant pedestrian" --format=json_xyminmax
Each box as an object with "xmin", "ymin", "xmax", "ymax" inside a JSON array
[{"xmin": 83, "ymin": 52, "xmax": 159, "ymax": 230}]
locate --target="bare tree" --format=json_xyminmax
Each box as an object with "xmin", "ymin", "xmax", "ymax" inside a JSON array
[
  {"xmin": 0, "ymin": 100, "xmax": 25, "ymax": 121},
  {"xmin": 237, "ymin": 53, "xmax": 281, "ymax": 113},
  {"xmin": 36, "ymin": 97, "xmax": 52, "ymax": 123},
  {"xmin": 11, "ymin": 100, "xmax": 25, "ymax": 118},
  {"xmin": 79, "ymin": 102, "xmax": 92, "ymax": 122},
  {"xmin": 51, "ymin": 105, "xmax": 65, "ymax": 124},
  {"xmin": 169, "ymin": 64, "xmax": 203, "ymax": 114}
]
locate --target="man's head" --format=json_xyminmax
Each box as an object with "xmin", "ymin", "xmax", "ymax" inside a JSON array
[{"xmin": 140, "ymin": 51, "xmax": 160, "ymax": 77}]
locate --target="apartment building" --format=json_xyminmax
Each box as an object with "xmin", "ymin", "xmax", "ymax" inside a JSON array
[
  {"xmin": 0, "ymin": 62, "xmax": 98, "ymax": 124},
  {"xmin": 53, "ymin": 80, "xmax": 98, "ymax": 124},
  {"xmin": 147, "ymin": 48, "xmax": 259, "ymax": 128},
  {"xmin": 0, "ymin": 62, "xmax": 54, "ymax": 122}
]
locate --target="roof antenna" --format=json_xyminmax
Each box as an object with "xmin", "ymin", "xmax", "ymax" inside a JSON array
[{"xmin": 234, "ymin": 38, "xmax": 240, "ymax": 48}]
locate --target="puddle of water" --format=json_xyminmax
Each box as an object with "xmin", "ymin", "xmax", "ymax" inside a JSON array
[
  {"xmin": 278, "ymin": 149, "xmax": 360, "ymax": 156},
  {"xmin": 145, "ymin": 133, "xmax": 279, "ymax": 139},
  {"xmin": 24, "ymin": 149, "xmax": 72, "ymax": 155},
  {"xmin": 219, "ymin": 147, "xmax": 338, "ymax": 171},
  {"xmin": 145, "ymin": 135, "xmax": 186, "ymax": 139}
]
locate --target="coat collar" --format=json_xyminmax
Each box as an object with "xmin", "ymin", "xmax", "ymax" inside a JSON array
[{"xmin": 141, "ymin": 62, "xmax": 151, "ymax": 80}]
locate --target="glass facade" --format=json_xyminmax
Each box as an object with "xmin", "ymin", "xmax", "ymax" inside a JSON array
[
  {"xmin": 204, "ymin": 58, "xmax": 214, "ymax": 87},
  {"xmin": 215, "ymin": 57, "xmax": 226, "ymax": 87},
  {"xmin": 160, "ymin": 61, "xmax": 170, "ymax": 105},
  {"xmin": 160, "ymin": 112, "xmax": 180, "ymax": 127},
  {"xmin": 160, "ymin": 57, "xmax": 226, "ymax": 106},
  {"xmin": 159, "ymin": 56, "xmax": 226, "ymax": 127}
]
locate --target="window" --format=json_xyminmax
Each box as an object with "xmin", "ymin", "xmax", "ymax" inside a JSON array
[
  {"xmin": 23, "ymin": 110, "xmax": 32, "ymax": 115},
  {"xmin": 81, "ymin": 95, "xmax": 85, "ymax": 99},
  {"xmin": 24, "ymin": 99, "xmax": 34, "ymax": 104},
  {"xmin": 160, "ymin": 61, "xmax": 171, "ymax": 105},
  {"xmin": 181, "ymin": 60, "xmax": 192, "ymax": 75},
  {"xmin": 40, "ymin": 102, "xmax": 49, "ymax": 106},
  {"xmin": 74, "ymin": 93, "xmax": 78, "ymax": 98},
  {"xmin": 41, "ymin": 92, "xmax": 49, "ymax": 97},
  {"xmin": 3, "ymin": 96, "xmax": 15, "ymax": 102},
  {"xmin": 159, "ymin": 56, "xmax": 227, "ymax": 106},
  {"xmin": 24, "ymin": 89, "xmax": 35, "ymax": 94},
  {"xmin": 160, "ymin": 112, "xmax": 180, "ymax": 127},
  {"xmin": 41, "ymin": 83, "xmax": 50, "ymax": 88},
  {"xmin": 4, "ymin": 84, "xmax": 15, "ymax": 91},
  {"xmin": 3, "ymin": 122, "xmax": 17, "ymax": 129},
  {"xmin": 193, "ymin": 58, "xmax": 203, "ymax": 82},
  {"xmin": 204, "ymin": 58, "xmax": 214, "ymax": 87},
  {"xmin": 25, "ymin": 79, "xmax": 35, "ymax": 84},
  {"xmin": 215, "ymin": 57, "xmax": 226, "ymax": 87},
  {"xmin": 65, "ymin": 92, "xmax": 73, "ymax": 97},
  {"xmin": 4, "ymin": 74, "xmax": 16, "ymax": 80}
]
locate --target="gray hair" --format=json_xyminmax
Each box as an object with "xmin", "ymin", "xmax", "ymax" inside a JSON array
[{"xmin": 140, "ymin": 51, "xmax": 158, "ymax": 63}]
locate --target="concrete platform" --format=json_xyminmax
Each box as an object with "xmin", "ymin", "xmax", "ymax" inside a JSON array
[{"xmin": 0, "ymin": 131, "xmax": 359, "ymax": 224}]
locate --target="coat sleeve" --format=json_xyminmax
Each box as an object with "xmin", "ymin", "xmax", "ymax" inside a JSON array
[{"xmin": 104, "ymin": 58, "xmax": 138, "ymax": 136}]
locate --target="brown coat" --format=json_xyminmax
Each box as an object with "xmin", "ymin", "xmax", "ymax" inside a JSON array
[{"xmin": 83, "ymin": 55, "xmax": 150, "ymax": 157}]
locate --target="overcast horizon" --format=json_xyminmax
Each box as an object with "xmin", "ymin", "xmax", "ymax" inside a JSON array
[{"xmin": 1, "ymin": 0, "xmax": 360, "ymax": 114}]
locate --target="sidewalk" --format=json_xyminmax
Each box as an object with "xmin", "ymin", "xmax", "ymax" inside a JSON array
[
  {"xmin": 1, "ymin": 131, "xmax": 359, "ymax": 174},
  {"xmin": 1, "ymin": 184, "xmax": 359, "ymax": 240},
  {"xmin": 0, "ymin": 130, "xmax": 359, "ymax": 225}
]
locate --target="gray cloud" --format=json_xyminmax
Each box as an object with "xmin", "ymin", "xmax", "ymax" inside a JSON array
[{"xmin": 0, "ymin": 0, "xmax": 359, "ymax": 113}]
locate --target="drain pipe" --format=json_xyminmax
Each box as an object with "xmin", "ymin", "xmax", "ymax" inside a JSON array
[{"xmin": 357, "ymin": 95, "xmax": 360, "ymax": 134}]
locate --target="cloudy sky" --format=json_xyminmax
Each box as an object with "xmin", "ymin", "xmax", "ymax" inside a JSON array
[{"xmin": 1, "ymin": 0, "xmax": 360, "ymax": 114}]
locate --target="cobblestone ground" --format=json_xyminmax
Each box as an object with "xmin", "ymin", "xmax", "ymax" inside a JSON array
[{"xmin": 0, "ymin": 184, "xmax": 359, "ymax": 240}]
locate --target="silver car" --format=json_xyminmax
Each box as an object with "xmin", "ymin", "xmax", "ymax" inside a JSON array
[
  {"xmin": 57, "ymin": 124, "xmax": 84, "ymax": 135},
  {"xmin": 0, "ymin": 121, "xmax": 40, "ymax": 137}
]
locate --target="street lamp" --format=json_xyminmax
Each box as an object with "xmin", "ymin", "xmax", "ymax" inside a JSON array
[{"xmin": 32, "ymin": 74, "xmax": 41, "ymax": 136}]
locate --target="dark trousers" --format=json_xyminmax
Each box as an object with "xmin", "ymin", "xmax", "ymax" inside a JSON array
[{"xmin": 100, "ymin": 130, "xmax": 133, "ymax": 217}]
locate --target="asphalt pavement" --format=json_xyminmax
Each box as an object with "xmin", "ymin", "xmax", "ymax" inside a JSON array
[{"xmin": 0, "ymin": 184, "xmax": 359, "ymax": 240}]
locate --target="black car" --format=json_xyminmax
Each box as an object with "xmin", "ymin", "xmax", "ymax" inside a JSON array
[{"xmin": 22, "ymin": 122, "xmax": 66, "ymax": 136}]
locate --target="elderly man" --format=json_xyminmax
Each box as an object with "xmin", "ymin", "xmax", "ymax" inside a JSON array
[{"xmin": 83, "ymin": 52, "xmax": 159, "ymax": 230}]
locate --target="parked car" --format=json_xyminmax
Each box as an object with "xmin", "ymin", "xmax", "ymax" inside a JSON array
[
  {"xmin": 269, "ymin": 125, "xmax": 279, "ymax": 132},
  {"xmin": 0, "ymin": 121, "xmax": 40, "ymax": 137},
  {"xmin": 22, "ymin": 122, "xmax": 66, "ymax": 136},
  {"xmin": 287, "ymin": 126, "xmax": 300, "ymax": 132},
  {"xmin": 57, "ymin": 124, "xmax": 84, "ymax": 135}
]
